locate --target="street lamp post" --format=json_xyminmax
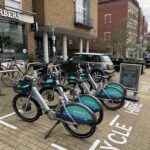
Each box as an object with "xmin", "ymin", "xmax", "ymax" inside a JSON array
[{"xmin": 51, "ymin": 26, "xmax": 56, "ymax": 63}]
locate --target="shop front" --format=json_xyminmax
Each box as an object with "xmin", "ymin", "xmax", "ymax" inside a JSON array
[{"xmin": 0, "ymin": 6, "xmax": 34, "ymax": 60}]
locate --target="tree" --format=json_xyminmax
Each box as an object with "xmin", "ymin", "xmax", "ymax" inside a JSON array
[{"xmin": 110, "ymin": 17, "xmax": 131, "ymax": 59}]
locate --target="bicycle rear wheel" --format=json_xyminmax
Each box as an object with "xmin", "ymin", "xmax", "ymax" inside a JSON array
[
  {"xmin": 12, "ymin": 94, "xmax": 41, "ymax": 122},
  {"xmin": 99, "ymin": 87, "xmax": 125, "ymax": 111},
  {"xmin": 61, "ymin": 103, "xmax": 96, "ymax": 138},
  {"xmin": 63, "ymin": 123, "xmax": 96, "ymax": 138},
  {"xmin": 1, "ymin": 71, "xmax": 20, "ymax": 87},
  {"xmin": 76, "ymin": 94, "xmax": 104, "ymax": 125},
  {"xmin": 27, "ymin": 65, "xmax": 35, "ymax": 76},
  {"xmin": 108, "ymin": 82, "xmax": 126, "ymax": 95}
]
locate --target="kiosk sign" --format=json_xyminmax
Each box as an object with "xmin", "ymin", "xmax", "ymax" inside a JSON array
[{"xmin": 120, "ymin": 63, "xmax": 141, "ymax": 91}]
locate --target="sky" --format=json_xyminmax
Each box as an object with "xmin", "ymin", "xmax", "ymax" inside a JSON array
[{"xmin": 137, "ymin": 0, "xmax": 150, "ymax": 32}]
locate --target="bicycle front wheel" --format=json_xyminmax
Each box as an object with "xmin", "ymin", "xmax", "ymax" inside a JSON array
[
  {"xmin": 39, "ymin": 87, "xmax": 60, "ymax": 109},
  {"xmin": 12, "ymin": 94, "xmax": 41, "ymax": 122},
  {"xmin": 1, "ymin": 71, "xmax": 20, "ymax": 87}
]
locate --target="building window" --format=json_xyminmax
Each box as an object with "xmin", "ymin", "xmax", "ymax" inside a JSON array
[
  {"xmin": 104, "ymin": 14, "xmax": 112, "ymax": 24},
  {"xmin": 104, "ymin": 32, "xmax": 111, "ymax": 41},
  {"xmin": 5, "ymin": 0, "xmax": 22, "ymax": 11},
  {"xmin": 75, "ymin": 0, "xmax": 92, "ymax": 27},
  {"xmin": 0, "ymin": 21, "xmax": 26, "ymax": 59}
]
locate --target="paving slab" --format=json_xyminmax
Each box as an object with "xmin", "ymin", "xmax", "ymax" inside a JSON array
[{"xmin": 0, "ymin": 69, "xmax": 150, "ymax": 150}]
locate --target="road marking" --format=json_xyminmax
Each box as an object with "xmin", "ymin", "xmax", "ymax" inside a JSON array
[
  {"xmin": 109, "ymin": 115, "xmax": 120, "ymax": 126},
  {"xmin": 51, "ymin": 143, "xmax": 68, "ymax": 150},
  {"xmin": 0, "ymin": 120, "xmax": 17, "ymax": 129},
  {"xmin": 124, "ymin": 101, "xmax": 130, "ymax": 109},
  {"xmin": 0, "ymin": 112, "xmax": 16, "ymax": 120},
  {"xmin": 141, "ymin": 81, "xmax": 150, "ymax": 84},
  {"xmin": 89, "ymin": 140, "xmax": 101, "ymax": 150}
]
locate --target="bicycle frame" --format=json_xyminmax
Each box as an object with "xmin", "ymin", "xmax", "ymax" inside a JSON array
[
  {"xmin": 24, "ymin": 69, "xmax": 94, "ymax": 125},
  {"xmin": 77, "ymin": 67, "xmax": 118, "ymax": 100}
]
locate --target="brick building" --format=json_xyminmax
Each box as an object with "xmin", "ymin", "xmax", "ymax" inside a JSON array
[
  {"xmin": 32, "ymin": 0, "xmax": 98, "ymax": 62},
  {"xmin": 90, "ymin": 0, "xmax": 148, "ymax": 58},
  {"xmin": 0, "ymin": 0, "xmax": 35, "ymax": 60}
]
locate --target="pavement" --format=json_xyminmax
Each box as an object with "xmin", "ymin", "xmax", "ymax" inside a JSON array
[{"xmin": 0, "ymin": 69, "xmax": 150, "ymax": 150}]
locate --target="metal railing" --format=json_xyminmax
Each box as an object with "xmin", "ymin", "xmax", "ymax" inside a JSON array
[{"xmin": 74, "ymin": 12, "xmax": 93, "ymax": 28}]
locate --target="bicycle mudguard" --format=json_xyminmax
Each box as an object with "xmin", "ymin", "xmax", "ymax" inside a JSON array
[
  {"xmin": 66, "ymin": 72, "xmax": 78, "ymax": 83},
  {"xmin": 67, "ymin": 71, "xmax": 88, "ymax": 83},
  {"xmin": 99, "ymin": 87, "xmax": 123, "ymax": 100},
  {"xmin": 55, "ymin": 103, "xmax": 96, "ymax": 124},
  {"xmin": 40, "ymin": 75, "xmax": 56, "ymax": 87},
  {"xmin": 108, "ymin": 82, "xmax": 126, "ymax": 95},
  {"xmin": 74, "ymin": 94, "xmax": 103, "ymax": 112}
]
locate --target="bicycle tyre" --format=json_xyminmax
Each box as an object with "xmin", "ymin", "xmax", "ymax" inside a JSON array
[
  {"xmin": 39, "ymin": 87, "xmax": 60, "ymax": 109},
  {"xmin": 12, "ymin": 94, "xmax": 42, "ymax": 122},
  {"xmin": 63, "ymin": 122, "xmax": 96, "ymax": 138},
  {"xmin": 1, "ymin": 72, "xmax": 20, "ymax": 87},
  {"xmin": 99, "ymin": 87, "xmax": 125, "ymax": 111},
  {"xmin": 62, "ymin": 103, "xmax": 96, "ymax": 138}
]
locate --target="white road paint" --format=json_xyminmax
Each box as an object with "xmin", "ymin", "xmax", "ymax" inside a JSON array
[
  {"xmin": 109, "ymin": 115, "xmax": 120, "ymax": 126},
  {"xmin": 0, "ymin": 112, "xmax": 16, "ymax": 120},
  {"xmin": 0, "ymin": 112, "xmax": 18, "ymax": 129},
  {"xmin": 0, "ymin": 120, "xmax": 17, "ymax": 129},
  {"xmin": 124, "ymin": 101, "xmax": 130, "ymax": 109},
  {"xmin": 89, "ymin": 140, "xmax": 101, "ymax": 150},
  {"xmin": 51, "ymin": 144, "xmax": 68, "ymax": 150}
]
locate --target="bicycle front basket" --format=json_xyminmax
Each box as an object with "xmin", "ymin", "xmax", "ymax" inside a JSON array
[
  {"xmin": 13, "ymin": 78, "xmax": 32, "ymax": 94},
  {"xmin": 66, "ymin": 72, "xmax": 78, "ymax": 83},
  {"xmin": 79, "ymin": 71, "xmax": 88, "ymax": 79}
]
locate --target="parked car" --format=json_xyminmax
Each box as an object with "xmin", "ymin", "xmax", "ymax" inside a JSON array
[{"xmin": 61, "ymin": 52, "xmax": 115, "ymax": 82}]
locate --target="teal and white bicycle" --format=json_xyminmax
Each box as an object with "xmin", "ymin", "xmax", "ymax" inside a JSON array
[{"xmin": 12, "ymin": 70, "xmax": 97, "ymax": 139}]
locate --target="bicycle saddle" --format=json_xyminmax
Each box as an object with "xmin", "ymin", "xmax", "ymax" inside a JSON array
[
  {"xmin": 57, "ymin": 84, "xmax": 74, "ymax": 91},
  {"xmin": 99, "ymin": 75, "xmax": 109, "ymax": 79}
]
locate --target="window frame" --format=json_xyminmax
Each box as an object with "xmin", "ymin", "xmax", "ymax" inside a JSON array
[
  {"xmin": 104, "ymin": 14, "xmax": 112, "ymax": 24},
  {"xmin": 104, "ymin": 32, "xmax": 111, "ymax": 41},
  {"xmin": 5, "ymin": 0, "xmax": 22, "ymax": 11}
]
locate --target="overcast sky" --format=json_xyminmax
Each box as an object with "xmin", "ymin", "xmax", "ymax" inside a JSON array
[{"xmin": 137, "ymin": 0, "xmax": 150, "ymax": 32}]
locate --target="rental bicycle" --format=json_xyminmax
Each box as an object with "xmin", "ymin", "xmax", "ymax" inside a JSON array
[
  {"xmin": 39, "ymin": 65, "xmax": 104, "ymax": 124},
  {"xmin": 12, "ymin": 70, "xmax": 97, "ymax": 138},
  {"xmin": 65, "ymin": 64, "xmax": 125, "ymax": 110}
]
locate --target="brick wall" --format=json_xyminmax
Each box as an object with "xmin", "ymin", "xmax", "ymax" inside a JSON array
[
  {"xmin": 22, "ymin": 0, "xmax": 32, "ymax": 12},
  {"xmin": 33, "ymin": 0, "xmax": 98, "ymax": 37},
  {"xmin": 98, "ymin": 0, "xmax": 128, "ymax": 38},
  {"xmin": 25, "ymin": 23, "xmax": 35, "ymax": 56},
  {"xmin": 32, "ymin": 0, "xmax": 44, "ymax": 24},
  {"xmin": 90, "ymin": 0, "xmax": 148, "ymax": 56},
  {"xmin": 0, "ymin": 0, "xmax": 4, "ymax": 5}
]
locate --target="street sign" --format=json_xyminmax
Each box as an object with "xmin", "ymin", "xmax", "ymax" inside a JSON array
[{"xmin": 120, "ymin": 63, "xmax": 141, "ymax": 91}]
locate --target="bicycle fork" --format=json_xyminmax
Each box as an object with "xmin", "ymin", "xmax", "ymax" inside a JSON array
[{"xmin": 31, "ymin": 87, "xmax": 55, "ymax": 120}]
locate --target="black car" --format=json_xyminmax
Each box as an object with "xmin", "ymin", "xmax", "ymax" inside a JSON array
[{"xmin": 61, "ymin": 52, "xmax": 115, "ymax": 82}]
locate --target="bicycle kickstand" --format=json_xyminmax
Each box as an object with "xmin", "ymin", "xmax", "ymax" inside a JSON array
[{"xmin": 44, "ymin": 121, "xmax": 60, "ymax": 139}]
